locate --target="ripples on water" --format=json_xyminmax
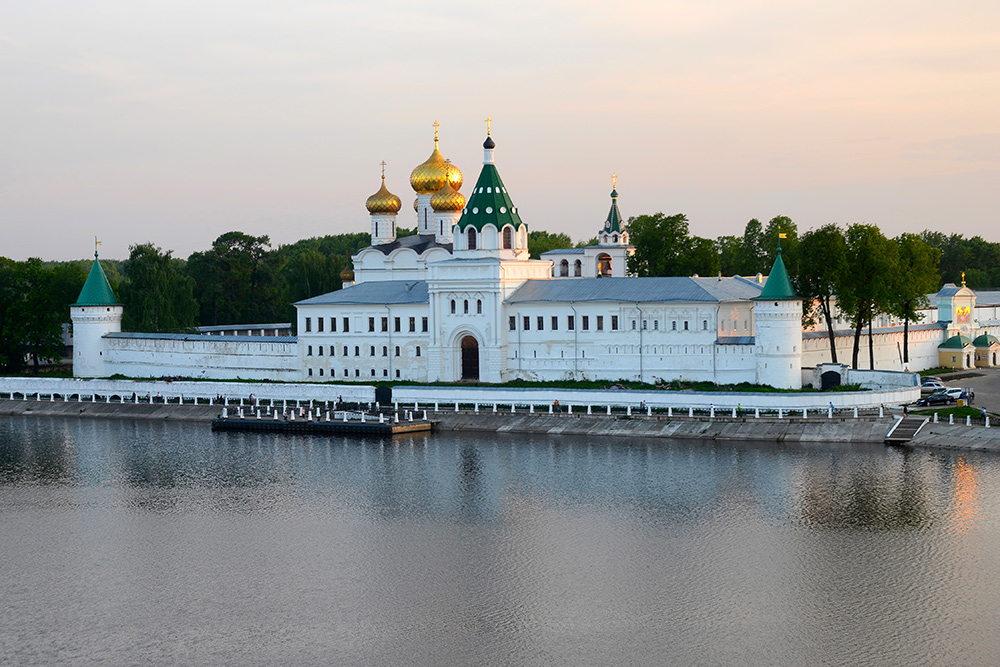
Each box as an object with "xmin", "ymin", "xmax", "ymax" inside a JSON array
[{"xmin": 2, "ymin": 416, "xmax": 1000, "ymax": 666}]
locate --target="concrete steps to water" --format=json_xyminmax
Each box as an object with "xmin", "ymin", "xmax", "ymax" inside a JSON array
[{"xmin": 885, "ymin": 416, "xmax": 929, "ymax": 445}]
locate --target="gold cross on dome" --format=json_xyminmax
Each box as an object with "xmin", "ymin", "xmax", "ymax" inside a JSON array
[
  {"xmin": 380, "ymin": 160, "xmax": 387, "ymax": 179},
  {"xmin": 433, "ymin": 120, "xmax": 440, "ymax": 142},
  {"xmin": 612, "ymin": 172, "xmax": 617, "ymax": 189},
  {"xmin": 485, "ymin": 116, "xmax": 493, "ymax": 135}
]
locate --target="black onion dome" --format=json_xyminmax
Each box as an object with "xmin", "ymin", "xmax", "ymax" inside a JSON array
[{"xmin": 483, "ymin": 135, "xmax": 495, "ymax": 149}]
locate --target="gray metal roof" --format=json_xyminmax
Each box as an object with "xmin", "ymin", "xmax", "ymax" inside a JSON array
[
  {"xmin": 106, "ymin": 332, "xmax": 297, "ymax": 344},
  {"xmin": 368, "ymin": 234, "xmax": 452, "ymax": 256},
  {"xmin": 506, "ymin": 276, "xmax": 763, "ymax": 304},
  {"xmin": 541, "ymin": 248, "xmax": 586, "ymax": 255},
  {"xmin": 197, "ymin": 323, "xmax": 290, "ymax": 332},
  {"xmin": 936, "ymin": 283, "xmax": 970, "ymax": 298},
  {"xmin": 296, "ymin": 280, "xmax": 429, "ymax": 306},
  {"xmin": 717, "ymin": 336, "xmax": 756, "ymax": 345},
  {"xmin": 973, "ymin": 290, "xmax": 1000, "ymax": 305}
]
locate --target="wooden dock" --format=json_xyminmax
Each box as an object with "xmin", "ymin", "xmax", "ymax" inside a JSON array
[{"xmin": 211, "ymin": 415, "xmax": 432, "ymax": 436}]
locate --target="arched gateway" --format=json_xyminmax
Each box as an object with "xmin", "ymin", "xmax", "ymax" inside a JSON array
[{"xmin": 460, "ymin": 336, "xmax": 479, "ymax": 381}]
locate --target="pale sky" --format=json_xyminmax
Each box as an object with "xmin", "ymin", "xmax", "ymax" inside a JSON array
[{"xmin": 2, "ymin": 0, "xmax": 998, "ymax": 261}]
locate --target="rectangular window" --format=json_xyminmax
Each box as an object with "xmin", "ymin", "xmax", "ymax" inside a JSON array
[
  {"xmin": 422, "ymin": 317, "xmax": 428, "ymax": 332},
  {"xmin": 381, "ymin": 317, "xmax": 388, "ymax": 332},
  {"xmin": 642, "ymin": 320, "xmax": 647, "ymax": 330},
  {"xmin": 703, "ymin": 320, "xmax": 708, "ymax": 330},
  {"xmin": 653, "ymin": 320, "xmax": 658, "ymax": 330},
  {"xmin": 684, "ymin": 321, "xmax": 689, "ymax": 330},
  {"xmin": 524, "ymin": 316, "xmax": 530, "ymax": 330},
  {"xmin": 394, "ymin": 317, "xmax": 401, "ymax": 332},
  {"xmin": 551, "ymin": 316, "xmax": 558, "ymax": 330},
  {"xmin": 582, "ymin": 315, "xmax": 589, "ymax": 331},
  {"xmin": 596, "ymin": 316, "xmax": 604, "ymax": 331},
  {"xmin": 343, "ymin": 346, "xmax": 348, "ymax": 356},
  {"xmin": 416, "ymin": 346, "xmax": 421, "ymax": 357},
  {"xmin": 307, "ymin": 345, "xmax": 313, "ymax": 356},
  {"xmin": 305, "ymin": 318, "xmax": 311, "ymax": 333},
  {"xmin": 509, "ymin": 316, "xmax": 516, "ymax": 331},
  {"xmin": 611, "ymin": 315, "xmax": 619, "ymax": 330},
  {"xmin": 568, "ymin": 315, "xmax": 575, "ymax": 330},
  {"xmin": 632, "ymin": 320, "xmax": 637, "ymax": 330},
  {"xmin": 537, "ymin": 316, "xmax": 544, "ymax": 330},
  {"xmin": 368, "ymin": 317, "xmax": 375, "ymax": 332},
  {"xmin": 343, "ymin": 317, "xmax": 350, "ymax": 332},
  {"xmin": 330, "ymin": 317, "xmax": 337, "ymax": 332},
  {"xmin": 317, "ymin": 318, "xmax": 324, "ymax": 332},
  {"xmin": 409, "ymin": 317, "xmax": 416, "ymax": 332},
  {"xmin": 672, "ymin": 321, "xmax": 677, "ymax": 331}
]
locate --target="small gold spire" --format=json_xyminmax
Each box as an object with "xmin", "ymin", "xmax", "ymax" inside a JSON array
[
  {"xmin": 485, "ymin": 116, "xmax": 493, "ymax": 136},
  {"xmin": 94, "ymin": 235, "xmax": 102, "ymax": 258},
  {"xmin": 612, "ymin": 172, "xmax": 617, "ymax": 189},
  {"xmin": 962, "ymin": 271, "xmax": 966, "ymax": 287},
  {"xmin": 433, "ymin": 120, "xmax": 440, "ymax": 144}
]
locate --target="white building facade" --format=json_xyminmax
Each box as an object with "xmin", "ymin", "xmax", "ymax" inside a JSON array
[{"xmin": 71, "ymin": 125, "xmax": 1000, "ymax": 389}]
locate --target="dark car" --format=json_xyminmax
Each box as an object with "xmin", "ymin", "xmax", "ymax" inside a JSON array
[{"xmin": 917, "ymin": 391, "xmax": 957, "ymax": 407}]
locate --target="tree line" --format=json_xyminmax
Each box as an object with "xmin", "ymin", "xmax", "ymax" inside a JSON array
[
  {"xmin": 625, "ymin": 214, "xmax": 967, "ymax": 369},
  {"xmin": 0, "ymin": 221, "xmax": 995, "ymax": 373}
]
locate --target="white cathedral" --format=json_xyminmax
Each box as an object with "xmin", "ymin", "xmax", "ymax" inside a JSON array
[{"xmin": 70, "ymin": 125, "xmax": 1000, "ymax": 389}]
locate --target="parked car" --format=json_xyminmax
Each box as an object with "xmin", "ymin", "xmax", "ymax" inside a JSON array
[
  {"xmin": 920, "ymin": 380, "xmax": 946, "ymax": 394},
  {"xmin": 921, "ymin": 376, "xmax": 943, "ymax": 384},
  {"xmin": 917, "ymin": 390, "xmax": 958, "ymax": 406}
]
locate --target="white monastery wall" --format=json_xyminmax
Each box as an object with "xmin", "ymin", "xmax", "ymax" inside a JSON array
[{"xmin": 103, "ymin": 336, "xmax": 299, "ymax": 381}]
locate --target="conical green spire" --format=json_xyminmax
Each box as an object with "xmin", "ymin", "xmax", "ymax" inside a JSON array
[
  {"xmin": 756, "ymin": 247, "xmax": 798, "ymax": 300},
  {"xmin": 603, "ymin": 188, "xmax": 623, "ymax": 234},
  {"xmin": 73, "ymin": 253, "xmax": 120, "ymax": 306}
]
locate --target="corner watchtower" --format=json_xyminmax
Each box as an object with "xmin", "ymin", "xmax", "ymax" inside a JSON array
[
  {"xmin": 753, "ymin": 244, "xmax": 802, "ymax": 389},
  {"xmin": 71, "ymin": 248, "xmax": 122, "ymax": 377}
]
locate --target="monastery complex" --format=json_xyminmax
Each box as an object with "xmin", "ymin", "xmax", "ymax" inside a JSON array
[{"xmin": 70, "ymin": 126, "xmax": 1000, "ymax": 388}]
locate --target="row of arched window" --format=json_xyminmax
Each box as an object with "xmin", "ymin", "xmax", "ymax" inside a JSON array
[
  {"xmin": 307, "ymin": 367, "xmax": 405, "ymax": 379},
  {"xmin": 450, "ymin": 299, "xmax": 483, "ymax": 315},
  {"xmin": 306, "ymin": 344, "xmax": 421, "ymax": 357}
]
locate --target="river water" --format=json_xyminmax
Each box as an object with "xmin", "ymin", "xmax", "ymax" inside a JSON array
[{"xmin": 2, "ymin": 416, "xmax": 999, "ymax": 666}]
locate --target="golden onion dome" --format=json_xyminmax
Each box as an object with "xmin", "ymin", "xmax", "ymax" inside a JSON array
[
  {"xmin": 430, "ymin": 179, "xmax": 466, "ymax": 212},
  {"xmin": 413, "ymin": 198, "xmax": 418, "ymax": 212},
  {"xmin": 340, "ymin": 264, "xmax": 354, "ymax": 283},
  {"xmin": 409, "ymin": 132, "xmax": 462, "ymax": 194},
  {"xmin": 365, "ymin": 175, "xmax": 402, "ymax": 215}
]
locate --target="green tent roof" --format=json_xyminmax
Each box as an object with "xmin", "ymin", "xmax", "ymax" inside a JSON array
[
  {"xmin": 603, "ymin": 189, "xmax": 623, "ymax": 234},
  {"xmin": 973, "ymin": 334, "xmax": 999, "ymax": 347},
  {"xmin": 939, "ymin": 334, "xmax": 972, "ymax": 349},
  {"xmin": 755, "ymin": 248, "xmax": 798, "ymax": 300},
  {"xmin": 456, "ymin": 163, "xmax": 525, "ymax": 232},
  {"xmin": 73, "ymin": 255, "xmax": 120, "ymax": 306}
]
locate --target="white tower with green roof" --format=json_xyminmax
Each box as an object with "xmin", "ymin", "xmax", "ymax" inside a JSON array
[
  {"xmin": 451, "ymin": 130, "xmax": 529, "ymax": 260},
  {"xmin": 753, "ymin": 245, "xmax": 802, "ymax": 389},
  {"xmin": 71, "ymin": 250, "xmax": 123, "ymax": 377}
]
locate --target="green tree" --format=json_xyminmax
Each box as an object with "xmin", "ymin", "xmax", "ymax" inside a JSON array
[
  {"xmin": 737, "ymin": 218, "xmax": 766, "ymax": 275},
  {"xmin": 119, "ymin": 243, "xmax": 198, "ymax": 332},
  {"xmin": 797, "ymin": 224, "xmax": 847, "ymax": 363},
  {"xmin": 715, "ymin": 235, "xmax": 742, "ymax": 275},
  {"xmin": 837, "ymin": 224, "xmax": 899, "ymax": 369},
  {"xmin": 6, "ymin": 259, "xmax": 66, "ymax": 372},
  {"xmin": 187, "ymin": 232, "xmax": 286, "ymax": 326},
  {"xmin": 763, "ymin": 216, "xmax": 798, "ymax": 276},
  {"xmin": 0, "ymin": 258, "xmax": 25, "ymax": 372},
  {"xmin": 892, "ymin": 234, "xmax": 941, "ymax": 364},
  {"xmin": 528, "ymin": 230, "xmax": 574, "ymax": 259}
]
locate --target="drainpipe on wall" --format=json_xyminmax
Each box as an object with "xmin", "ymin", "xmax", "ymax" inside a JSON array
[
  {"xmin": 570, "ymin": 302, "xmax": 578, "ymax": 380},
  {"xmin": 636, "ymin": 303, "xmax": 644, "ymax": 382},
  {"xmin": 714, "ymin": 303, "xmax": 721, "ymax": 381}
]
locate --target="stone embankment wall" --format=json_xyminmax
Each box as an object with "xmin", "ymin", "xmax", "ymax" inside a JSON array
[{"xmin": 3, "ymin": 398, "xmax": 999, "ymax": 451}]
